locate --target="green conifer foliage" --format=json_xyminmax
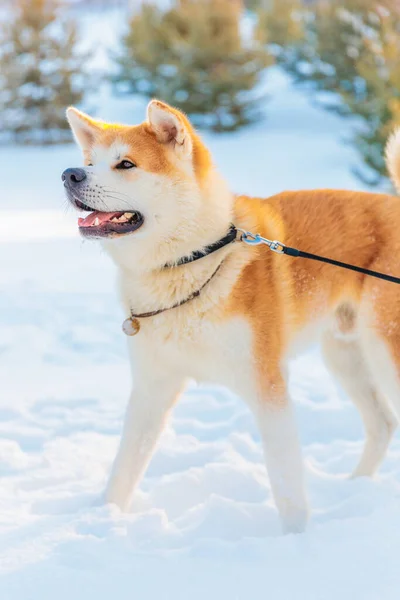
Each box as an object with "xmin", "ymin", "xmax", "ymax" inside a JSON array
[
  {"xmin": 113, "ymin": 0, "xmax": 272, "ymax": 132},
  {"xmin": 257, "ymin": 0, "xmax": 305, "ymax": 50},
  {"xmin": 0, "ymin": 0, "xmax": 89, "ymax": 144},
  {"xmin": 260, "ymin": 0, "xmax": 400, "ymax": 184}
]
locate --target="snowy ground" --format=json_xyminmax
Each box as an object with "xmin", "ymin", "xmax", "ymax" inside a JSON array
[{"xmin": 1, "ymin": 45, "xmax": 400, "ymax": 600}]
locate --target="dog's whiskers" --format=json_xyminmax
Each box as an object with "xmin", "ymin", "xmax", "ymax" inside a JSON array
[
  {"xmin": 102, "ymin": 188, "xmax": 134, "ymax": 202},
  {"xmin": 101, "ymin": 186, "xmax": 132, "ymax": 197},
  {"xmin": 100, "ymin": 193, "xmax": 134, "ymax": 209}
]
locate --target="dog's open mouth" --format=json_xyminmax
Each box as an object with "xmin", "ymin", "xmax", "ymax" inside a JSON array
[{"xmin": 78, "ymin": 209, "xmax": 144, "ymax": 238}]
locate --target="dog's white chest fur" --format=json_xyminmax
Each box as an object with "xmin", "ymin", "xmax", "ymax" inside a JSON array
[{"xmin": 128, "ymin": 311, "xmax": 256, "ymax": 396}]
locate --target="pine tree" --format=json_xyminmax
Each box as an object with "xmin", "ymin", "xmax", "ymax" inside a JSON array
[
  {"xmin": 339, "ymin": 4, "xmax": 400, "ymax": 183},
  {"xmin": 0, "ymin": 0, "xmax": 90, "ymax": 144},
  {"xmin": 259, "ymin": 0, "xmax": 400, "ymax": 184},
  {"xmin": 113, "ymin": 0, "xmax": 272, "ymax": 132},
  {"xmin": 256, "ymin": 0, "xmax": 305, "ymax": 52}
]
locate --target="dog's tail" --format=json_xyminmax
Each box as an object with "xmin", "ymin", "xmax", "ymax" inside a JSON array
[{"xmin": 385, "ymin": 128, "xmax": 400, "ymax": 192}]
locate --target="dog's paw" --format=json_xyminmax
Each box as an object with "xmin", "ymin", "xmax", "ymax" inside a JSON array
[{"xmin": 280, "ymin": 506, "xmax": 309, "ymax": 535}]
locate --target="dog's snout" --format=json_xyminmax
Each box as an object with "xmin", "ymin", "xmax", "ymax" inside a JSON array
[{"xmin": 62, "ymin": 167, "xmax": 87, "ymax": 185}]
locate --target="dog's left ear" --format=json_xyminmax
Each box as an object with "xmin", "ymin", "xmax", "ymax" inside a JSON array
[{"xmin": 147, "ymin": 100, "xmax": 193, "ymax": 159}]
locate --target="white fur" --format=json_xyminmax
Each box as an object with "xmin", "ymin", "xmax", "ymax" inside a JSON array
[
  {"xmin": 361, "ymin": 327, "xmax": 400, "ymax": 423},
  {"xmin": 67, "ymin": 104, "xmax": 400, "ymax": 535},
  {"xmin": 322, "ymin": 330, "xmax": 397, "ymax": 477},
  {"xmin": 253, "ymin": 402, "xmax": 308, "ymax": 534},
  {"xmin": 65, "ymin": 107, "xmax": 309, "ymax": 528},
  {"xmin": 105, "ymin": 311, "xmax": 309, "ymax": 532}
]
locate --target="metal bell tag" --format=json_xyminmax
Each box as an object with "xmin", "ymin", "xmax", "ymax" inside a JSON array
[{"xmin": 122, "ymin": 317, "xmax": 140, "ymax": 336}]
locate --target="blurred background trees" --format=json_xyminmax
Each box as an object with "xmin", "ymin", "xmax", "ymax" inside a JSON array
[
  {"xmin": 0, "ymin": 0, "xmax": 89, "ymax": 143},
  {"xmin": 256, "ymin": 0, "xmax": 400, "ymax": 184},
  {"xmin": 256, "ymin": 0, "xmax": 304, "ymax": 52},
  {"xmin": 112, "ymin": 0, "xmax": 272, "ymax": 132},
  {"xmin": 0, "ymin": 0, "xmax": 400, "ymax": 186}
]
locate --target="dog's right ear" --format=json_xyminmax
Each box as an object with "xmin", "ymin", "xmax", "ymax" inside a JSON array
[{"xmin": 66, "ymin": 107, "xmax": 102, "ymax": 150}]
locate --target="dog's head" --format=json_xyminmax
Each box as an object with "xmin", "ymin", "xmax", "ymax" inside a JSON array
[{"xmin": 64, "ymin": 100, "xmax": 232, "ymax": 269}]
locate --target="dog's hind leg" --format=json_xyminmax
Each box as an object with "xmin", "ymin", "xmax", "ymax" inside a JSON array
[{"xmin": 322, "ymin": 326, "xmax": 397, "ymax": 478}]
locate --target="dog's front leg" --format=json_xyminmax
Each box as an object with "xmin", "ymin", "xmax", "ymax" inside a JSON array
[
  {"xmin": 253, "ymin": 398, "xmax": 309, "ymax": 534},
  {"xmin": 105, "ymin": 375, "xmax": 183, "ymax": 511}
]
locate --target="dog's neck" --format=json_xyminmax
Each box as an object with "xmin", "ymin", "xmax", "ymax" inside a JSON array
[
  {"xmin": 101, "ymin": 172, "xmax": 245, "ymax": 317},
  {"xmin": 103, "ymin": 170, "xmax": 235, "ymax": 277}
]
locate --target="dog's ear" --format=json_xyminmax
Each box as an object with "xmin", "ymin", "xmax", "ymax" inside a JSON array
[
  {"xmin": 66, "ymin": 107, "xmax": 102, "ymax": 150},
  {"xmin": 147, "ymin": 100, "xmax": 193, "ymax": 159}
]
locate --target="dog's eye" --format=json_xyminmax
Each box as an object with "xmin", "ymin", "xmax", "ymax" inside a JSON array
[{"xmin": 115, "ymin": 160, "xmax": 136, "ymax": 170}]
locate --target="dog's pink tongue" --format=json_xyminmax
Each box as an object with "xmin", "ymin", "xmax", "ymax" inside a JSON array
[{"xmin": 78, "ymin": 211, "xmax": 119, "ymax": 228}]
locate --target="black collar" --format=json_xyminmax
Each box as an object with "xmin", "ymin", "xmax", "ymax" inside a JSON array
[
  {"xmin": 123, "ymin": 224, "xmax": 238, "ymax": 334},
  {"xmin": 163, "ymin": 224, "xmax": 238, "ymax": 268}
]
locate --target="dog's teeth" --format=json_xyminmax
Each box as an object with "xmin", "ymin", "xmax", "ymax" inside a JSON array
[
  {"xmin": 123, "ymin": 212, "xmax": 131, "ymax": 219},
  {"xmin": 94, "ymin": 217, "xmax": 100, "ymax": 226}
]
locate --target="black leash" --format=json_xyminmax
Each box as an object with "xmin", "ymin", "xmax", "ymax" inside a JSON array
[
  {"xmin": 239, "ymin": 230, "xmax": 400, "ymax": 285},
  {"xmin": 283, "ymin": 246, "xmax": 400, "ymax": 285},
  {"xmin": 162, "ymin": 222, "xmax": 400, "ymax": 285},
  {"xmin": 123, "ymin": 222, "xmax": 400, "ymax": 337},
  {"xmin": 160, "ymin": 221, "xmax": 400, "ymax": 285}
]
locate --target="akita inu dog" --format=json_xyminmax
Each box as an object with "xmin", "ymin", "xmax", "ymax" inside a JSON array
[{"xmin": 63, "ymin": 100, "xmax": 400, "ymax": 533}]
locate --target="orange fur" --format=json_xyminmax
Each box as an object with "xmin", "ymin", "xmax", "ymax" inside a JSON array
[
  {"xmin": 69, "ymin": 104, "xmax": 212, "ymax": 183},
  {"xmin": 229, "ymin": 189, "xmax": 400, "ymax": 397},
  {"xmin": 67, "ymin": 100, "xmax": 400, "ymax": 421},
  {"xmin": 66, "ymin": 101, "xmax": 400, "ymax": 532}
]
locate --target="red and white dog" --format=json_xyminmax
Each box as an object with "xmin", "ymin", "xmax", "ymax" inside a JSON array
[{"xmin": 64, "ymin": 100, "xmax": 400, "ymax": 533}]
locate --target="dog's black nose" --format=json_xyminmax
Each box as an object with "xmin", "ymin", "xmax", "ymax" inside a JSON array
[{"xmin": 62, "ymin": 168, "xmax": 87, "ymax": 184}]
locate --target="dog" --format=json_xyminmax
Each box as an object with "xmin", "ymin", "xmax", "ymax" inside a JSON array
[{"xmin": 63, "ymin": 100, "xmax": 400, "ymax": 533}]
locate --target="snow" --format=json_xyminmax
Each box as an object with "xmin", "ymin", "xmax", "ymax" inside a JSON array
[{"xmin": 1, "ymin": 16, "xmax": 400, "ymax": 600}]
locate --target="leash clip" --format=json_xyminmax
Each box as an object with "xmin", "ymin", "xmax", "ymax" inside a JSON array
[
  {"xmin": 238, "ymin": 229, "xmax": 286, "ymax": 254},
  {"xmin": 238, "ymin": 229, "xmax": 269, "ymax": 246}
]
